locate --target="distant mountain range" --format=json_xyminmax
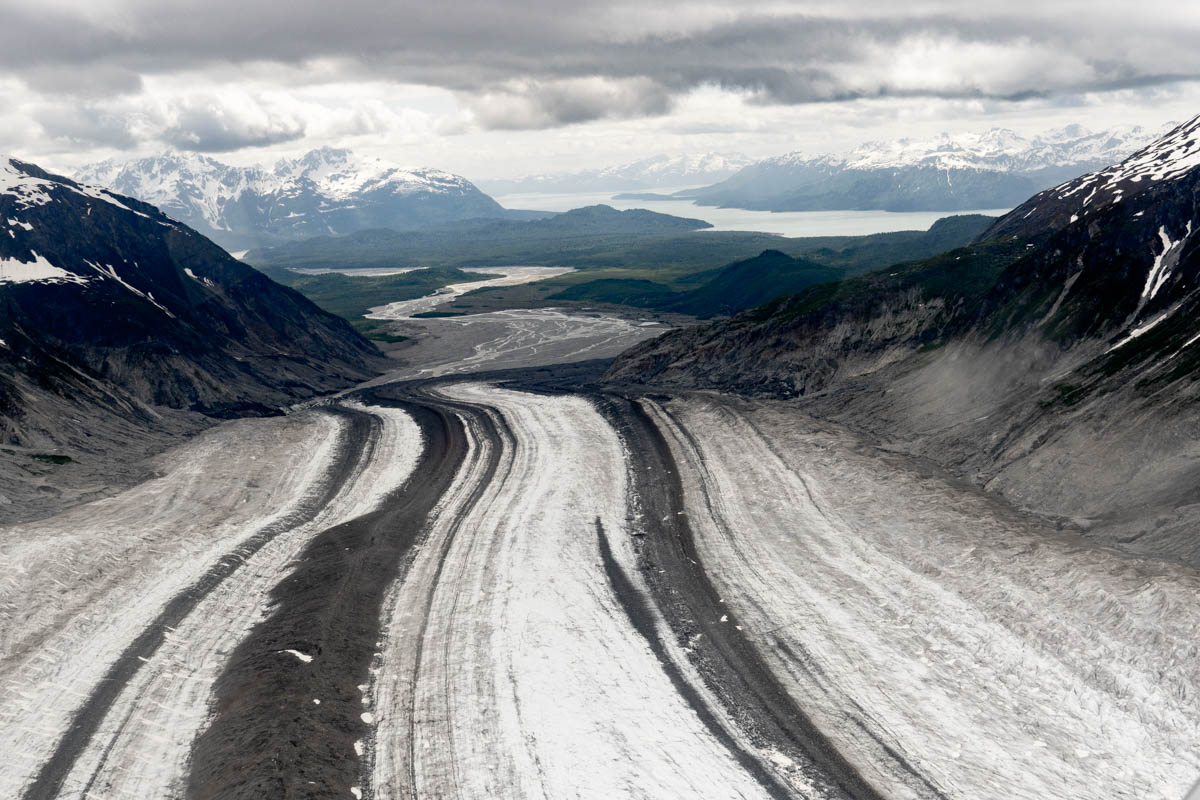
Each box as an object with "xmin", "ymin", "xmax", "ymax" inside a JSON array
[
  {"xmin": 618, "ymin": 124, "xmax": 1168, "ymax": 213},
  {"xmin": 246, "ymin": 204, "xmax": 714, "ymax": 269},
  {"xmin": 477, "ymin": 153, "xmax": 753, "ymax": 195},
  {"xmin": 610, "ymin": 115, "xmax": 1200, "ymax": 566},
  {"xmin": 0, "ymin": 155, "xmax": 381, "ymax": 512},
  {"xmin": 75, "ymin": 148, "xmax": 532, "ymax": 252}
]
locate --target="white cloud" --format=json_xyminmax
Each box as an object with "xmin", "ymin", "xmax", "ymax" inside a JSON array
[
  {"xmin": 161, "ymin": 94, "xmax": 306, "ymax": 151},
  {"xmin": 0, "ymin": 1, "xmax": 1197, "ymax": 179}
]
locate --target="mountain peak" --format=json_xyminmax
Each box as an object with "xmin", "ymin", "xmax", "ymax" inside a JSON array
[
  {"xmin": 989, "ymin": 113, "xmax": 1200, "ymax": 239},
  {"xmin": 2, "ymin": 155, "xmax": 153, "ymax": 219},
  {"xmin": 758, "ymin": 122, "xmax": 1165, "ymax": 175},
  {"xmin": 72, "ymin": 149, "xmax": 499, "ymax": 250}
]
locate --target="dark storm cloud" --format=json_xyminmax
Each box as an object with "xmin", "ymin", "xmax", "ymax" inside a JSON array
[{"xmin": 1, "ymin": 1, "xmax": 1198, "ymax": 130}]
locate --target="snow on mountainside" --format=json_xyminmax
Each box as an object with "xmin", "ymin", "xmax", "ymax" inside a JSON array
[
  {"xmin": 990, "ymin": 114, "xmax": 1200, "ymax": 240},
  {"xmin": 0, "ymin": 152, "xmax": 379, "ymax": 433},
  {"xmin": 477, "ymin": 152, "xmax": 753, "ymax": 194},
  {"xmin": 681, "ymin": 123, "xmax": 1168, "ymax": 213},
  {"xmin": 74, "ymin": 148, "xmax": 509, "ymax": 251},
  {"xmin": 766, "ymin": 123, "xmax": 1162, "ymax": 174}
]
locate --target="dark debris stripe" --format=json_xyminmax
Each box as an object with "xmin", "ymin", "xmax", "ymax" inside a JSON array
[
  {"xmin": 185, "ymin": 396, "xmax": 467, "ymax": 800},
  {"xmin": 22, "ymin": 407, "xmax": 376, "ymax": 800},
  {"xmin": 596, "ymin": 393, "xmax": 891, "ymax": 800}
]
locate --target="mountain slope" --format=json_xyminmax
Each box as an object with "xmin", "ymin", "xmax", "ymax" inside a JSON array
[
  {"xmin": 608, "ymin": 115, "xmax": 1200, "ymax": 566},
  {"xmin": 75, "ymin": 148, "xmax": 512, "ymax": 251},
  {"xmin": 0, "ymin": 155, "xmax": 383, "ymax": 516},
  {"xmin": 680, "ymin": 123, "xmax": 1163, "ymax": 212}
]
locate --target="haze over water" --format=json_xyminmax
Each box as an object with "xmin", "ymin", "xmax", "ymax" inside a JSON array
[{"xmin": 497, "ymin": 188, "xmax": 1012, "ymax": 238}]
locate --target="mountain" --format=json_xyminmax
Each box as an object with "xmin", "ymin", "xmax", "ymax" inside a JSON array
[
  {"xmin": 677, "ymin": 123, "xmax": 1165, "ymax": 213},
  {"xmin": 477, "ymin": 152, "xmax": 753, "ymax": 194},
  {"xmin": 608, "ymin": 115, "xmax": 1200, "ymax": 567},
  {"xmin": 74, "ymin": 148, "xmax": 515, "ymax": 251},
  {"xmin": 245, "ymin": 204, "xmax": 713, "ymax": 269},
  {"xmin": 0, "ymin": 155, "xmax": 383, "ymax": 517}
]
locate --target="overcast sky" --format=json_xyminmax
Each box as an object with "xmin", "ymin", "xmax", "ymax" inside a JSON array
[{"xmin": 3, "ymin": 0, "xmax": 1200, "ymax": 179}]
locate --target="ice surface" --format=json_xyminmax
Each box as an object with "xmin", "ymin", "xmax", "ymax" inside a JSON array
[
  {"xmin": 369, "ymin": 384, "xmax": 773, "ymax": 799},
  {"xmin": 0, "ymin": 403, "xmax": 423, "ymax": 798},
  {"xmin": 359, "ymin": 308, "xmax": 662, "ymax": 386},
  {"xmin": 648, "ymin": 395, "xmax": 1200, "ymax": 800}
]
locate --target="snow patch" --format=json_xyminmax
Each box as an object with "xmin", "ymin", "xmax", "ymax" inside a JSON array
[
  {"xmin": 280, "ymin": 649, "xmax": 314, "ymax": 663},
  {"xmin": 1141, "ymin": 222, "xmax": 1192, "ymax": 301},
  {"xmin": 0, "ymin": 251, "xmax": 89, "ymax": 285},
  {"xmin": 83, "ymin": 260, "xmax": 176, "ymax": 317},
  {"xmin": 0, "ymin": 155, "xmax": 158, "ymax": 218},
  {"xmin": 1050, "ymin": 115, "xmax": 1200, "ymax": 213}
]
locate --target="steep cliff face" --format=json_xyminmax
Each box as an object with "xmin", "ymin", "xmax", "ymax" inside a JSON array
[{"xmin": 607, "ymin": 116, "xmax": 1200, "ymax": 566}]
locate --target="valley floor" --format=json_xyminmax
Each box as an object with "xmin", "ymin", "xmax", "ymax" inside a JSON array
[{"xmin": 3, "ymin": 314, "xmax": 1198, "ymax": 800}]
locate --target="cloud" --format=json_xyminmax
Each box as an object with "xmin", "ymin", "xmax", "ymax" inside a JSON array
[
  {"xmin": 1, "ymin": 2, "xmax": 1197, "ymax": 121},
  {"xmin": 465, "ymin": 77, "xmax": 672, "ymax": 130},
  {"xmin": 1, "ymin": 0, "xmax": 1199, "ymax": 165},
  {"xmin": 160, "ymin": 94, "xmax": 306, "ymax": 152},
  {"xmin": 21, "ymin": 64, "xmax": 143, "ymax": 98},
  {"xmin": 33, "ymin": 104, "xmax": 141, "ymax": 149}
]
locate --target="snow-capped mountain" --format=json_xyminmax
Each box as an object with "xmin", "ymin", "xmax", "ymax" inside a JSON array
[
  {"xmin": 477, "ymin": 152, "xmax": 753, "ymax": 195},
  {"xmin": 991, "ymin": 115, "xmax": 1200, "ymax": 239},
  {"xmin": 680, "ymin": 123, "xmax": 1167, "ymax": 213},
  {"xmin": 74, "ymin": 148, "xmax": 510, "ymax": 251},
  {"xmin": 0, "ymin": 154, "xmax": 379, "ymax": 461},
  {"xmin": 776, "ymin": 124, "xmax": 1159, "ymax": 176}
]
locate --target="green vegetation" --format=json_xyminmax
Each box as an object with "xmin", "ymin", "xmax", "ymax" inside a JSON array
[
  {"xmin": 261, "ymin": 266, "xmax": 496, "ymax": 319},
  {"xmin": 751, "ymin": 238, "xmax": 1029, "ymax": 328},
  {"xmin": 254, "ymin": 213, "xmax": 999, "ymax": 325},
  {"xmin": 549, "ymin": 278, "xmax": 676, "ymax": 307},
  {"xmin": 261, "ymin": 266, "xmax": 500, "ymax": 339}
]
